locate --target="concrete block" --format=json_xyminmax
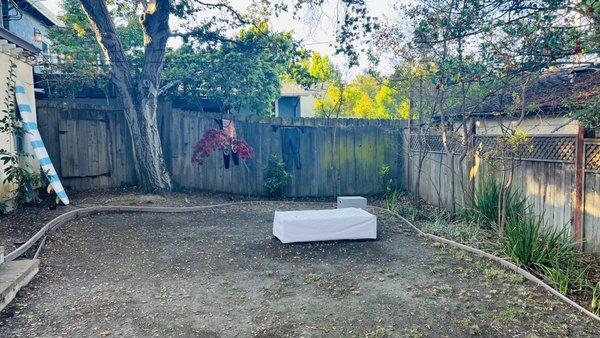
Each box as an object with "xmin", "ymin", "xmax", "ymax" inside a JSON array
[
  {"xmin": 0, "ymin": 259, "xmax": 39, "ymax": 312},
  {"xmin": 337, "ymin": 196, "xmax": 368, "ymax": 210}
]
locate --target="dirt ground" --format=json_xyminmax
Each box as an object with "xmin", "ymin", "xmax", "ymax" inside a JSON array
[
  {"xmin": 1, "ymin": 195, "xmax": 599, "ymax": 337},
  {"xmin": 0, "ymin": 188, "xmax": 246, "ymax": 254}
]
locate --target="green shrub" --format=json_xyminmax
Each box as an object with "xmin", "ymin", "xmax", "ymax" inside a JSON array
[
  {"xmin": 469, "ymin": 177, "xmax": 528, "ymax": 226},
  {"xmin": 497, "ymin": 214, "xmax": 577, "ymax": 269},
  {"xmin": 472, "ymin": 178, "xmax": 500, "ymax": 223},
  {"xmin": 263, "ymin": 155, "xmax": 291, "ymax": 197}
]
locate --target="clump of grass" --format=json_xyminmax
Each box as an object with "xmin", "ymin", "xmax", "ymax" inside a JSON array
[
  {"xmin": 304, "ymin": 273, "xmax": 321, "ymax": 284},
  {"xmin": 472, "ymin": 178, "xmax": 501, "ymax": 223},
  {"xmin": 465, "ymin": 177, "xmax": 528, "ymax": 227},
  {"xmin": 541, "ymin": 256, "xmax": 588, "ymax": 295},
  {"xmin": 497, "ymin": 215, "xmax": 577, "ymax": 270},
  {"xmin": 385, "ymin": 189, "xmax": 403, "ymax": 213},
  {"xmin": 379, "ymin": 164, "xmax": 404, "ymax": 213},
  {"xmin": 591, "ymin": 282, "xmax": 599, "ymax": 315},
  {"xmin": 422, "ymin": 217, "xmax": 482, "ymax": 244},
  {"xmin": 396, "ymin": 203, "xmax": 419, "ymax": 220}
]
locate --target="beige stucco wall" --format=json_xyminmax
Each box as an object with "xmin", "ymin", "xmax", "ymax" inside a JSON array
[
  {"xmin": 475, "ymin": 116, "xmax": 579, "ymax": 136},
  {"xmin": 299, "ymin": 95, "xmax": 317, "ymax": 117},
  {"xmin": 280, "ymin": 82, "xmax": 322, "ymax": 118},
  {"xmin": 0, "ymin": 53, "xmax": 38, "ymax": 201}
]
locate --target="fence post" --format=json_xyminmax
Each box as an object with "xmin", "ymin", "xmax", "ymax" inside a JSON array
[
  {"xmin": 574, "ymin": 124, "xmax": 584, "ymax": 251},
  {"xmin": 406, "ymin": 122, "xmax": 411, "ymax": 193}
]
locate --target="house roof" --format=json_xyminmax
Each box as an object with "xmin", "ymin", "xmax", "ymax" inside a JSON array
[
  {"xmin": 280, "ymin": 82, "xmax": 323, "ymax": 97},
  {"xmin": 472, "ymin": 66, "xmax": 599, "ymax": 117},
  {"xmin": 19, "ymin": 0, "xmax": 64, "ymax": 27},
  {"xmin": 0, "ymin": 26, "xmax": 40, "ymax": 56}
]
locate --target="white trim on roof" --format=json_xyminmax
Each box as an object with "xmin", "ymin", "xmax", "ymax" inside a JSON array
[
  {"xmin": 0, "ymin": 38, "xmax": 38, "ymax": 64},
  {"xmin": 24, "ymin": 0, "xmax": 64, "ymax": 27}
]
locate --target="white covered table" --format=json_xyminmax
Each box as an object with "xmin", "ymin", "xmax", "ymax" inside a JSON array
[{"xmin": 273, "ymin": 208, "xmax": 377, "ymax": 243}]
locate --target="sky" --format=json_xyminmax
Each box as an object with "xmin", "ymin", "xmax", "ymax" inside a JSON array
[{"xmin": 39, "ymin": 0, "xmax": 400, "ymax": 78}]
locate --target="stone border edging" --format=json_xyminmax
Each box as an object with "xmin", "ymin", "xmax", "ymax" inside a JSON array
[
  {"xmin": 5, "ymin": 202, "xmax": 246, "ymax": 262},
  {"xmin": 5, "ymin": 201, "xmax": 599, "ymax": 322},
  {"xmin": 372, "ymin": 206, "xmax": 600, "ymax": 323}
]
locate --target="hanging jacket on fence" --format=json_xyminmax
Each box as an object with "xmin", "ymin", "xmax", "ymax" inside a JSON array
[{"xmin": 281, "ymin": 127, "xmax": 301, "ymax": 170}]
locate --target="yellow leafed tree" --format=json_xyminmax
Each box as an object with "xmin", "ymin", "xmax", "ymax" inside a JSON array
[{"xmin": 315, "ymin": 75, "xmax": 410, "ymax": 119}]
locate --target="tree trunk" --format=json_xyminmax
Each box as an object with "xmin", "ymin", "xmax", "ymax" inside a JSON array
[
  {"xmin": 81, "ymin": 0, "xmax": 172, "ymax": 192},
  {"xmin": 124, "ymin": 95, "xmax": 172, "ymax": 192}
]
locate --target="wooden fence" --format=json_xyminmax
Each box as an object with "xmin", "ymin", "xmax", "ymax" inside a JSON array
[
  {"xmin": 37, "ymin": 100, "xmax": 404, "ymax": 197},
  {"xmin": 405, "ymin": 131, "xmax": 600, "ymax": 253},
  {"xmin": 37, "ymin": 100, "xmax": 137, "ymax": 190}
]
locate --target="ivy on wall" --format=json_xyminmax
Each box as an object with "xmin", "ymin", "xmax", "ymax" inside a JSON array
[{"xmin": 0, "ymin": 61, "xmax": 42, "ymax": 213}]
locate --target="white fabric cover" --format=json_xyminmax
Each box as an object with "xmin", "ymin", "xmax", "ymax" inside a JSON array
[{"xmin": 273, "ymin": 208, "xmax": 377, "ymax": 243}]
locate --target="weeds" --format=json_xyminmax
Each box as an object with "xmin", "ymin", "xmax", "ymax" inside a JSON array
[
  {"xmin": 379, "ymin": 164, "xmax": 403, "ymax": 212},
  {"xmin": 385, "ymin": 189, "xmax": 402, "ymax": 212},
  {"xmin": 591, "ymin": 282, "xmax": 599, "ymax": 315},
  {"xmin": 396, "ymin": 203, "xmax": 420, "ymax": 220},
  {"xmin": 389, "ymin": 176, "xmax": 596, "ymax": 314},
  {"xmin": 422, "ymin": 218, "xmax": 482, "ymax": 244},
  {"xmin": 541, "ymin": 257, "xmax": 587, "ymax": 295},
  {"xmin": 304, "ymin": 273, "xmax": 321, "ymax": 284}
]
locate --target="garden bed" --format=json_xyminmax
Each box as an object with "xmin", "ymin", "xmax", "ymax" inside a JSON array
[
  {"xmin": 0, "ymin": 195, "xmax": 598, "ymax": 336},
  {"xmin": 390, "ymin": 193, "xmax": 600, "ymax": 318}
]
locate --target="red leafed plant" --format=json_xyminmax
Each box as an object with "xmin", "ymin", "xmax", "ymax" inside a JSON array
[
  {"xmin": 192, "ymin": 128, "xmax": 253, "ymax": 165},
  {"xmin": 231, "ymin": 139, "xmax": 252, "ymax": 161}
]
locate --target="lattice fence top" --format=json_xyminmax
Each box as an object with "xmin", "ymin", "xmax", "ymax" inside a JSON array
[
  {"xmin": 475, "ymin": 135, "xmax": 576, "ymax": 162},
  {"xmin": 586, "ymin": 143, "xmax": 600, "ymax": 172},
  {"xmin": 409, "ymin": 134, "xmax": 465, "ymax": 153},
  {"xmin": 474, "ymin": 135, "xmax": 576, "ymax": 163},
  {"xmin": 410, "ymin": 133, "xmax": 578, "ymax": 163}
]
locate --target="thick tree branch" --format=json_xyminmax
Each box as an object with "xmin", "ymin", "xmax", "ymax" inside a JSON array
[
  {"xmin": 140, "ymin": 0, "xmax": 171, "ymax": 96},
  {"xmin": 194, "ymin": 0, "xmax": 249, "ymax": 25},
  {"xmin": 80, "ymin": 0, "xmax": 136, "ymax": 97}
]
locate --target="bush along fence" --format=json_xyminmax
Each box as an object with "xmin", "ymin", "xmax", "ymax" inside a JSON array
[
  {"xmin": 404, "ymin": 130, "xmax": 600, "ymax": 254},
  {"xmin": 36, "ymin": 100, "xmax": 404, "ymax": 198}
]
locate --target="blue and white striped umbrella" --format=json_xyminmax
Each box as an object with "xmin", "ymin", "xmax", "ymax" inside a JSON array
[{"xmin": 15, "ymin": 82, "xmax": 69, "ymax": 205}]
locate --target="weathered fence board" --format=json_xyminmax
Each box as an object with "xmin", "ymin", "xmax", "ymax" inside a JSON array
[
  {"xmin": 406, "ymin": 132, "xmax": 599, "ymax": 253},
  {"xmin": 584, "ymin": 172, "xmax": 600, "ymax": 253},
  {"xmin": 405, "ymin": 150, "xmax": 470, "ymax": 210},
  {"xmin": 477, "ymin": 160, "xmax": 576, "ymax": 235}
]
